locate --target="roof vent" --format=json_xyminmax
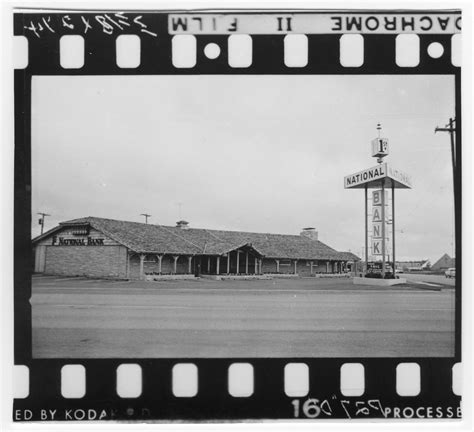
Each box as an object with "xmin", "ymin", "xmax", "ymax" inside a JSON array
[
  {"xmin": 176, "ymin": 220, "xmax": 190, "ymax": 229},
  {"xmin": 300, "ymin": 227, "xmax": 318, "ymax": 241}
]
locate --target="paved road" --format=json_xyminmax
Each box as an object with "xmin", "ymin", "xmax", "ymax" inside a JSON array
[{"xmin": 32, "ymin": 276, "xmax": 455, "ymax": 358}]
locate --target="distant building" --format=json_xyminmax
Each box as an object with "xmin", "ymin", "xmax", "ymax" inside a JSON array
[
  {"xmin": 431, "ymin": 253, "xmax": 455, "ymax": 271},
  {"xmin": 32, "ymin": 217, "xmax": 360, "ymax": 280},
  {"xmin": 396, "ymin": 260, "xmax": 430, "ymax": 272}
]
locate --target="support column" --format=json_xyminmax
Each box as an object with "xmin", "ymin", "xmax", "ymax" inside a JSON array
[
  {"xmin": 294, "ymin": 260, "xmax": 298, "ymax": 275},
  {"xmin": 236, "ymin": 250, "xmax": 240, "ymax": 274},
  {"xmin": 139, "ymin": 254, "xmax": 145, "ymax": 280},
  {"xmin": 259, "ymin": 259, "xmax": 263, "ymax": 275},
  {"xmin": 227, "ymin": 253, "xmax": 230, "ymax": 274},
  {"xmin": 392, "ymin": 183, "xmax": 396, "ymax": 275},
  {"xmin": 188, "ymin": 256, "xmax": 192, "ymax": 274},
  {"xmin": 156, "ymin": 254, "xmax": 163, "ymax": 274},
  {"xmin": 275, "ymin": 259, "xmax": 280, "ymax": 273},
  {"xmin": 381, "ymin": 179, "xmax": 386, "ymax": 278},
  {"xmin": 245, "ymin": 252, "xmax": 249, "ymax": 274},
  {"xmin": 326, "ymin": 261, "xmax": 329, "ymax": 273},
  {"xmin": 365, "ymin": 184, "xmax": 368, "ymax": 275},
  {"xmin": 173, "ymin": 256, "xmax": 179, "ymax": 274},
  {"xmin": 207, "ymin": 256, "xmax": 211, "ymax": 273},
  {"xmin": 216, "ymin": 256, "xmax": 220, "ymax": 275},
  {"xmin": 126, "ymin": 253, "xmax": 131, "ymax": 279},
  {"xmin": 310, "ymin": 261, "xmax": 313, "ymax": 275},
  {"xmin": 254, "ymin": 257, "xmax": 258, "ymax": 274}
]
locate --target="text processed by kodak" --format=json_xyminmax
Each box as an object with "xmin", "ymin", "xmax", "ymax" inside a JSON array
[{"xmin": 13, "ymin": 9, "xmax": 461, "ymax": 422}]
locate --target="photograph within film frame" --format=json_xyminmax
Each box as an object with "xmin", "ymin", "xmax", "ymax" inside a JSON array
[{"xmin": 13, "ymin": 9, "xmax": 462, "ymax": 421}]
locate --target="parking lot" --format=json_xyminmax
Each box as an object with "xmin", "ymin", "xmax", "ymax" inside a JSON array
[{"xmin": 32, "ymin": 275, "xmax": 456, "ymax": 358}]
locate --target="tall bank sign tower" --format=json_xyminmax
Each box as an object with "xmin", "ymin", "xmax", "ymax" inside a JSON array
[{"xmin": 344, "ymin": 125, "xmax": 412, "ymax": 285}]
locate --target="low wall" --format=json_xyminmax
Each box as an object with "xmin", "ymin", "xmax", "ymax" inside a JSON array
[
  {"xmin": 353, "ymin": 277, "xmax": 407, "ymax": 286},
  {"xmin": 145, "ymin": 274, "xmax": 197, "ymax": 281},
  {"xmin": 202, "ymin": 274, "xmax": 272, "ymax": 281},
  {"xmin": 264, "ymin": 273, "xmax": 299, "ymax": 279}
]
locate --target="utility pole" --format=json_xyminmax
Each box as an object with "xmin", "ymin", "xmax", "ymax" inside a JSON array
[
  {"xmin": 435, "ymin": 117, "xmax": 457, "ymax": 260},
  {"xmin": 140, "ymin": 213, "xmax": 151, "ymax": 224},
  {"xmin": 435, "ymin": 117, "xmax": 456, "ymax": 196},
  {"xmin": 37, "ymin": 212, "xmax": 50, "ymax": 235}
]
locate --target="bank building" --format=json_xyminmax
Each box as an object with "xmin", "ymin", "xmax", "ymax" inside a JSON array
[{"xmin": 32, "ymin": 217, "xmax": 359, "ymax": 280}]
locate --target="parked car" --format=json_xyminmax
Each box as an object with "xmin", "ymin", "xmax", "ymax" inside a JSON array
[
  {"xmin": 395, "ymin": 268, "xmax": 403, "ymax": 274},
  {"xmin": 445, "ymin": 268, "xmax": 456, "ymax": 279}
]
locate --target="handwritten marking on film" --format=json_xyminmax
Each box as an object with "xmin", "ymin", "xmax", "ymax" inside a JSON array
[
  {"xmin": 23, "ymin": 14, "xmax": 158, "ymax": 38},
  {"xmin": 291, "ymin": 397, "xmax": 386, "ymax": 419},
  {"xmin": 291, "ymin": 397, "xmax": 461, "ymax": 419}
]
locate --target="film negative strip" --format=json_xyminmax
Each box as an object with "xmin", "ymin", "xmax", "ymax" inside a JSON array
[{"xmin": 13, "ymin": 9, "xmax": 462, "ymax": 422}]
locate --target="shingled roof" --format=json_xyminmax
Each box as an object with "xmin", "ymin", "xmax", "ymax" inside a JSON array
[
  {"xmin": 337, "ymin": 251, "xmax": 361, "ymax": 262},
  {"xmin": 33, "ymin": 216, "xmax": 359, "ymax": 261}
]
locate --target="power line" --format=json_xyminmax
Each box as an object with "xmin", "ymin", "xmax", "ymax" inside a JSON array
[{"xmin": 402, "ymin": 144, "xmax": 450, "ymax": 222}]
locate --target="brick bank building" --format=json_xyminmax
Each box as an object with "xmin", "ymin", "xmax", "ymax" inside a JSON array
[{"xmin": 32, "ymin": 217, "xmax": 359, "ymax": 280}]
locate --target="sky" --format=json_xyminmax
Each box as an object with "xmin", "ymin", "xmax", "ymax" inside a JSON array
[{"xmin": 31, "ymin": 74, "xmax": 455, "ymax": 262}]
